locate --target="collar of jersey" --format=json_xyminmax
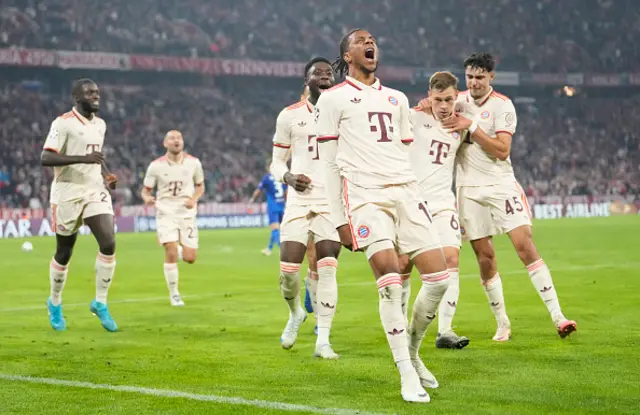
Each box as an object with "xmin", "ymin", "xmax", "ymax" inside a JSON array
[
  {"xmin": 71, "ymin": 107, "xmax": 96, "ymax": 125},
  {"xmin": 469, "ymin": 87, "xmax": 493, "ymax": 107},
  {"xmin": 166, "ymin": 154, "xmax": 185, "ymax": 165},
  {"xmin": 304, "ymin": 99, "xmax": 314, "ymax": 113},
  {"xmin": 345, "ymin": 76, "xmax": 382, "ymax": 91}
]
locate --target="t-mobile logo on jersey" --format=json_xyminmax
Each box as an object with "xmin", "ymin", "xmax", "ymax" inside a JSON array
[
  {"xmin": 429, "ymin": 140, "xmax": 451, "ymax": 165},
  {"xmin": 86, "ymin": 144, "xmax": 101, "ymax": 153},
  {"xmin": 368, "ymin": 112, "xmax": 393, "ymax": 142},
  {"xmin": 168, "ymin": 181, "xmax": 183, "ymax": 196}
]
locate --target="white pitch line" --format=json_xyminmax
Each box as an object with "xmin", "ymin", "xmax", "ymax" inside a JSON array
[
  {"xmin": 1, "ymin": 262, "xmax": 637, "ymax": 313},
  {"xmin": 0, "ymin": 374, "xmax": 393, "ymax": 415}
]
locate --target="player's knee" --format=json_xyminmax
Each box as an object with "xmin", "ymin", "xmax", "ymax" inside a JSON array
[
  {"xmin": 397, "ymin": 254, "xmax": 412, "ymax": 275},
  {"xmin": 183, "ymin": 250, "xmax": 197, "ymax": 264},
  {"xmin": 473, "ymin": 243, "xmax": 495, "ymax": 271},
  {"xmin": 54, "ymin": 246, "xmax": 73, "ymax": 266},
  {"xmin": 99, "ymin": 238, "xmax": 116, "ymax": 256},
  {"xmin": 165, "ymin": 245, "xmax": 179, "ymax": 263},
  {"xmin": 476, "ymin": 253, "xmax": 494, "ymax": 271},
  {"xmin": 445, "ymin": 252, "xmax": 459, "ymax": 270}
]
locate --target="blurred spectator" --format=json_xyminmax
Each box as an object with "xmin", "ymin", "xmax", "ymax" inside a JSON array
[
  {"xmin": 0, "ymin": 82, "xmax": 638, "ymax": 209},
  {"xmin": 1, "ymin": 0, "xmax": 639, "ymax": 72}
]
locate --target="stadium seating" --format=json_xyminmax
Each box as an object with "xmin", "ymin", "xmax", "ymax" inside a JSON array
[
  {"xmin": 1, "ymin": 0, "xmax": 638, "ymax": 71},
  {"xmin": 0, "ymin": 84, "xmax": 638, "ymax": 209}
]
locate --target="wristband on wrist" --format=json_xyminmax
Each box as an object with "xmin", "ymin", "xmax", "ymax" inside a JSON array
[{"xmin": 469, "ymin": 120, "xmax": 479, "ymax": 134}]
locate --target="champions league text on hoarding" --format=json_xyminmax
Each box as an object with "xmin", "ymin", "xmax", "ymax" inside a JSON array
[
  {"xmin": 0, "ymin": 214, "xmax": 268, "ymax": 239},
  {"xmin": 135, "ymin": 214, "xmax": 269, "ymax": 232},
  {"xmin": 0, "ymin": 217, "xmax": 134, "ymax": 239}
]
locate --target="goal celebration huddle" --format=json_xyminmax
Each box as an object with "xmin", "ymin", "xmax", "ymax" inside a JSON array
[{"xmin": 42, "ymin": 28, "xmax": 576, "ymax": 404}]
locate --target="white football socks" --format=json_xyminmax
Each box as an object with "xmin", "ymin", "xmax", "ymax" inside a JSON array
[
  {"xmin": 49, "ymin": 258, "xmax": 68, "ymax": 306},
  {"xmin": 316, "ymin": 257, "xmax": 338, "ymax": 346},
  {"xmin": 95, "ymin": 253, "xmax": 116, "ymax": 304},
  {"xmin": 280, "ymin": 262, "xmax": 301, "ymax": 313}
]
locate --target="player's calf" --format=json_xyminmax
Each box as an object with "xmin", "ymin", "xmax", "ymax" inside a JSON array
[
  {"xmin": 368, "ymin": 245, "xmax": 429, "ymax": 400},
  {"xmin": 315, "ymin": 256, "xmax": 339, "ymax": 357},
  {"xmin": 163, "ymin": 243, "xmax": 184, "ymax": 306},
  {"xmin": 509, "ymin": 226, "xmax": 577, "ymax": 337},
  {"xmin": 436, "ymin": 248, "xmax": 469, "ymax": 349},
  {"xmin": 406, "ymin": 247, "xmax": 449, "ymax": 387},
  {"xmin": 471, "ymin": 238, "xmax": 511, "ymax": 339}
]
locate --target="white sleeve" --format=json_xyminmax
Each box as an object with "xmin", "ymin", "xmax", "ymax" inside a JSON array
[
  {"xmin": 43, "ymin": 118, "xmax": 68, "ymax": 153},
  {"xmin": 143, "ymin": 163, "xmax": 156, "ymax": 189},
  {"xmin": 270, "ymin": 146, "xmax": 291, "ymax": 183},
  {"xmin": 315, "ymin": 92, "xmax": 340, "ymax": 142},
  {"xmin": 193, "ymin": 159, "xmax": 205, "ymax": 185},
  {"xmin": 316, "ymin": 92, "xmax": 346, "ymax": 227},
  {"xmin": 270, "ymin": 109, "xmax": 292, "ymax": 181},
  {"xmin": 495, "ymin": 100, "xmax": 517, "ymax": 136},
  {"xmin": 400, "ymin": 95, "xmax": 414, "ymax": 144},
  {"xmin": 321, "ymin": 139, "xmax": 348, "ymax": 228}
]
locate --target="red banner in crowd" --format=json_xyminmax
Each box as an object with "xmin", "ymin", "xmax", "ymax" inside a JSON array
[
  {"xmin": 1, "ymin": 48, "xmax": 640, "ymax": 86},
  {"xmin": 129, "ymin": 54, "xmax": 417, "ymax": 80},
  {"xmin": 0, "ymin": 48, "xmax": 56, "ymax": 67}
]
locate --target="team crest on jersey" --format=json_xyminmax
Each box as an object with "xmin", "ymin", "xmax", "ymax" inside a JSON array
[
  {"xmin": 481, "ymin": 110, "xmax": 491, "ymax": 119},
  {"xmin": 452, "ymin": 132, "xmax": 460, "ymax": 140},
  {"xmin": 357, "ymin": 225, "xmax": 370, "ymax": 239},
  {"xmin": 388, "ymin": 96, "xmax": 398, "ymax": 106}
]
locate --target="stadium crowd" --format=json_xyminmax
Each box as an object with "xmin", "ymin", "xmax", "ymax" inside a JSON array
[
  {"xmin": 0, "ymin": 82, "xmax": 638, "ymax": 209},
  {"xmin": 1, "ymin": 0, "xmax": 639, "ymax": 72}
]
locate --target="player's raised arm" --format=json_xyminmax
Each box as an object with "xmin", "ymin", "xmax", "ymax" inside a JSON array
[
  {"xmin": 41, "ymin": 118, "xmax": 104, "ymax": 166},
  {"xmin": 141, "ymin": 163, "xmax": 157, "ymax": 206}
]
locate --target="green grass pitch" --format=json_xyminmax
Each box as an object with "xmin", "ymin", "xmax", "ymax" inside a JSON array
[{"xmin": 1, "ymin": 216, "xmax": 639, "ymax": 414}]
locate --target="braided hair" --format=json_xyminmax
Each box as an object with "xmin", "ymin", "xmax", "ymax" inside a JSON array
[{"xmin": 332, "ymin": 28, "xmax": 364, "ymax": 77}]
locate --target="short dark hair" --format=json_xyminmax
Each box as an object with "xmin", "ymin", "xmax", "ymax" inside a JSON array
[
  {"xmin": 71, "ymin": 78, "xmax": 96, "ymax": 98},
  {"xmin": 332, "ymin": 28, "xmax": 364, "ymax": 77},
  {"xmin": 463, "ymin": 53, "xmax": 495, "ymax": 72},
  {"xmin": 429, "ymin": 71, "xmax": 458, "ymax": 91},
  {"xmin": 304, "ymin": 57, "xmax": 332, "ymax": 80}
]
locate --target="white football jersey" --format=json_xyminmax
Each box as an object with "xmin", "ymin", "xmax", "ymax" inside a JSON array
[
  {"xmin": 43, "ymin": 108, "xmax": 107, "ymax": 203},
  {"xmin": 143, "ymin": 154, "xmax": 204, "ymax": 218},
  {"xmin": 272, "ymin": 100, "xmax": 327, "ymax": 205},
  {"xmin": 410, "ymin": 109, "xmax": 464, "ymax": 213},
  {"xmin": 315, "ymin": 76, "xmax": 415, "ymax": 189},
  {"xmin": 455, "ymin": 88, "xmax": 518, "ymax": 186}
]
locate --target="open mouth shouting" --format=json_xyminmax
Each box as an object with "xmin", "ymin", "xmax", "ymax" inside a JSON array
[
  {"xmin": 318, "ymin": 82, "xmax": 332, "ymax": 92},
  {"xmin": 364, "ymin": 47, "xmax": 376, "ymax": 63}
]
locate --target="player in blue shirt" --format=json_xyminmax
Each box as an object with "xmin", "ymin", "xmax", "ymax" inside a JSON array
[{"xmin": 250, "ymin": 171, "xmax": 287, "ymax": 256}]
